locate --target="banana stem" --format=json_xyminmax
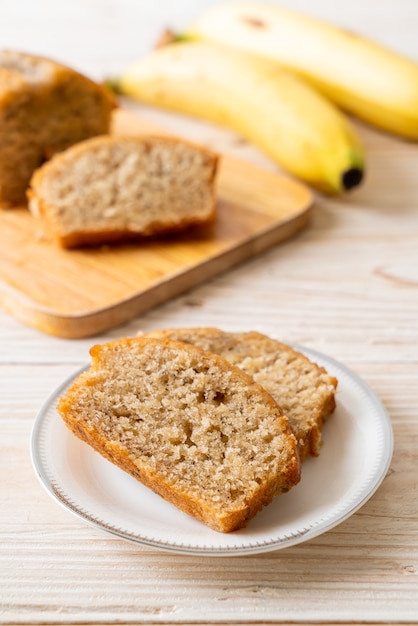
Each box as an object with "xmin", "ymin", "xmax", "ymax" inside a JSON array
[{"xmin": 342, "ymin": 167, "xmax": 364, "ymax": 191}]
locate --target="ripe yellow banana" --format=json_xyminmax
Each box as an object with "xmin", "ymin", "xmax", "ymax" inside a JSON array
[
  {"xmin": 187, "ymin": 2, "xmax": 418, "ymax": 140},
  {"xmin": 117, "ymin": 41, "xmax": 364, "ymax": 194}
]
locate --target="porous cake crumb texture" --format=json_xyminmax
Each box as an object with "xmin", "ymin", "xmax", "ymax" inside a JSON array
[
  {"xmin": 57, "ymin": 337, "xmax": 300, "ymax": 532},
  {"xmin": 28, "ymin": 135, "xmax": 218, "ymax": 247},
  {"xmin": 145, "ymin": 328, "xmax": 338, "ymax": 459}
]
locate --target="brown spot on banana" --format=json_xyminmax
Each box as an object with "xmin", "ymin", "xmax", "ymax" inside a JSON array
[{"xmin": 240, "ymin": 16, "xmax": 267, "ymax": 29}]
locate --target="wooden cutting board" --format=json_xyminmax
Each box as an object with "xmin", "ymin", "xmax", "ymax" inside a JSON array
[{"xmin": 0, "ymin": 109, "xmax": 313, "ymax": 338}]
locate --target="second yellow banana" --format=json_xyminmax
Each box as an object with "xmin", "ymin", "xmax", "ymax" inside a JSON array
[
  {"xmin": 188, "ymin": 2, "xmax": 418, "ymax": 140},
  {"xmin": 117, "ymin": 41, "xmax": 364, "ymax": 194}
]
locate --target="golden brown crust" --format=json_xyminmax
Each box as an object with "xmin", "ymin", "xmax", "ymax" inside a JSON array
[
  {"xmin": 0, "ymin": 49, "xmax": 115, "ymax": 207},
  {"xmin": 58, "ymin": 336, "xmax": 300, "ymax": 533}
]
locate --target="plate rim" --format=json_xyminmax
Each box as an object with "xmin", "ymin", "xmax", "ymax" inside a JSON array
[{"xmin": 30, "ymin": 345, "xmax": 394, "ymax": 556}]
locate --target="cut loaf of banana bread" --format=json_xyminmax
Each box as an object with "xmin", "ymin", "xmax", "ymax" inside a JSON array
[
  {"xmin": 28, "ymin": 134, "xmax": 219, "ymax": 248},
  {"xmin": 144, "ymin": 328, "xmax": 338, "ymax": 460},
  {"xmin": 0, "ymin": 49, "xmax": 114, "ymax": 207},
  {"xmin": 57, "ymin": 336, "xmax": 300, "ymax": 533}
]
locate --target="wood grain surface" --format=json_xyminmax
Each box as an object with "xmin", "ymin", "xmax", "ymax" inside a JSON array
[
  {"xmin": 0, "ymin": 110, "xmax": 311, "ymax": 338},
  {"xmin": 1, "ymin": 0, "xmax": 418, "ymax": 624}
]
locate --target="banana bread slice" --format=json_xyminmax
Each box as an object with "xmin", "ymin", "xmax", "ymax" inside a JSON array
[
  {"xmin": 28, "ymin": 134, "xmax": 218, "ymax": 248},
  {"xmin": 145, "ymin": 328, "xmax": 338, "ymax": 460},
  {"xmin": 0, "ymin": 49, "xmax": 115, "ymax": 206},
  {"xmin": 57, "ymin": 336, "xmax": 300, "ymax": 533}
]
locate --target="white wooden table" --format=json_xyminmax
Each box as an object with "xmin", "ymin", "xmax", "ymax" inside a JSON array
[{"xmin": 1, "ymin": 1, "xmax": 418, "ymax": 623}]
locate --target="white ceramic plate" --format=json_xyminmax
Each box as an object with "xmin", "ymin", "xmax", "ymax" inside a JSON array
[{"xmin": 31, "ymin": 346, "xmax": 393, "ymax": 556}]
